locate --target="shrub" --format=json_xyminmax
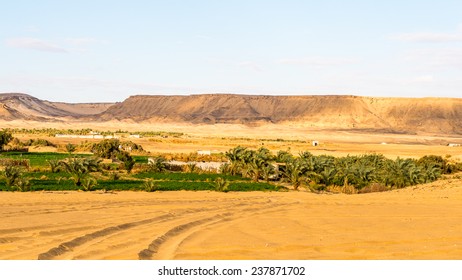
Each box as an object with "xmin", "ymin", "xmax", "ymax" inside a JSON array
[
  {"xmin": 117, "ymin": 151, "xmax": 135, "ymax": 173},
  {"xmin": 184, "ymin": 162, "xmax": 198, "ymax": 173},
  {"xmin": 13, "ymin": 177, "xmax": 31, "ymax": 192},
  {"xmin": 142, "ymin": 179, "xmax": 158, "ymax": 192},
  {"xmin": 0, "ymin": 130, "xmax": 13, "ymax": 151},
  {"xmin": 65, "ymin": 143, "xmax": 76, "ymax": 153},
  {"xmin": 148, "ymin": 156, "xmax": 168, "ymax": 173},
  {"xmin": 59, "ymin": 157, "xmax": 101, "ymax": 186},
  {"xmin": 91, "ymin": 139, "xmax": 120, "ymax": 159},
  {"xmin": 21, "ymin": 138, "xmax": 56, "ymax": 147},
  {"xmin": 110, "ymin": 172, "xmax": 120, "ymax": 180},
  {"xmin": 0, "ymin": 158, "xmax": 30, "ymax": 168},
  {"xmin": 47, "ymin": 159, "xmax": 61, "ymax": 173},
  {"xmin": 213, "ymin": 177, "xmax": 229, "ymax": 192},
  {"xmin": 3, "ymin": 165, "xmax": 31, "ymax": 191},
  {"xmin": 81, "ymin": 177, "xmax": 97, "ymax": 191}
]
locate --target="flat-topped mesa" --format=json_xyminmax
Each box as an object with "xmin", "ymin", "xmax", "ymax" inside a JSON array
[
  {"xmin": 1, "ymin": 93, "xmax": 462, "ymax": 135},
  {"xmin": 96, "ymin": 94, "xmax": 462, "ymax": 134}
]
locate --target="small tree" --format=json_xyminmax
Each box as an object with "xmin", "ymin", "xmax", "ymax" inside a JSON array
[
  {"xmin": 117, "ymin": 151, "xmax": 135, "ymax": 173},
  {"xmin": 142, "ymin": 179, "xmax": 158, "ymax": 192},
  {"xmin": 47, "ymin": 159, "xmax": 61, "ymax": 173},
  {"xmin": 184, "ymin": 162, "xmax": 198, "ymax": 173},
  {"xmin": 65, "ymin": 143, "xmax": 76, "ymax": 154},
  {"xmin": 213, "ymin": 177, "xmax": 230, "ymax": 192},
  {"xmin": 81, "ymin": 177, "xmax": 97, "ymax": 191},
  {"xmin": 59, "ymin": 157, "xmax": 101, "ymax": 186},
  {"xmin": 148, "ymin": 156, "xmax": 168, "ymax": 173},
  {"xmin": 92, "ymin": 139, "xmax": 120, "ymax": 159},
  {"xmin": 3, "ymin": 165, "xmax": 30, "ymax": 191},
  {"xmin": 0, "ymin": 130, "xmax": 13, "ymax": 151},
  {"xmin": 282, "ymin": 159, "xmax": 304, "ymax": 190}
]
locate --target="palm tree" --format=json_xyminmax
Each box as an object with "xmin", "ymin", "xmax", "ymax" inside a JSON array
[
  {"xmin": 319, "ymin": 167, "xmax": 337, "ymax": 187},
  {"xmin": 276, "ymin": 150, "xmax": 294, "ymax": 163},
  {"xmin": 59, "ymin": 157, "xmax": 101, "ymax": 186},
  {"xmin": 261, "ymin": 164, "xmax": 275, "ymax": 182},
  {"xmin": 421, "ymin": 164, "xmax": 442, "ymax": 183},
  {"xmin": 213, "ymin": 177, "xmax": 230, "ymax": 192},
  {"xmin": 283, "ymin": 159, "xmax": 304, "ymax": 190},
  {"xmin": 225, "ymin": 146, "xmax": 248, "ymax": 175},
  {"xmin": 148, "ymin": 156, "xmax": 168, "ymax": 173}
]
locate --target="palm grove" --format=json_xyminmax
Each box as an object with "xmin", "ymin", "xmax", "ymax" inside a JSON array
[
  {"xmin": 1, "ymin": 129, "xmax": 461, "ymax": 193},
  {"xmin": 221, "ymin": 146, "xmax": 460, "ymax": 193}
]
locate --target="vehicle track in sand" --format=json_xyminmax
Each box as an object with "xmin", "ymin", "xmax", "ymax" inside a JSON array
[{"xmin": 34, "ymin": 196, "xmax": 286, "ymax": 260}]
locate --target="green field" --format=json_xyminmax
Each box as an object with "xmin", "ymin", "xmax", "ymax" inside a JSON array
[{"xmin": 0, "ymin": 151, "xmax": 280, "ymax": 192}]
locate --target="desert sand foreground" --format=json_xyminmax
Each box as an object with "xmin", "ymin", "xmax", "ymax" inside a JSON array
[{"xmin": 1, "ymin": 179, "xmax": 462, "ymax": 260}]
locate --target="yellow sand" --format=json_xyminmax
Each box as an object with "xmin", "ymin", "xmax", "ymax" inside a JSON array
[
  {"xmin": 1, "ymin": 120, "xmax": 462, "ymax": 260},
  {"xmin": 1, "ymin": 179, "xmax": 461, "ymax": 260}
]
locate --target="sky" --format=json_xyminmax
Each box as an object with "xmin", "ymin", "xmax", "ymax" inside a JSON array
[{"xmin": 1, "ymin": 0, "xmax": 462, "ymax": 103}]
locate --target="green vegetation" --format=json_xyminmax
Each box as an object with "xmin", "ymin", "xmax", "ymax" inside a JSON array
[
  {"xmin": 8, "ymin": 128, "xmax": 184, "ymax": 138},
  {"xmin": 142, "ymin": 179, "xmax": 158, "ymax": 192},
  {"xmin": 3, "ymin": 165, "xmax": 30, "ymax": 191},
  {"xmin": 59, "ymin": 157, "xmax": 101, "ymax": 186},
  {"xmin": 222, "ymin": 146, "xmax": 462, "ymax": 192},
  {"xmin": 0, "ymin": 141, "xmax": 461, "ymax": 193},
  {"xmin": 0, "ymin": 130, "xmax": 13, "ymax": 151},
  {"xmin": 212, "ymin": 177, "xmax": 229, "ymax": 192}
]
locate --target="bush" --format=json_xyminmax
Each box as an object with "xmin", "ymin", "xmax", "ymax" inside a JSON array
[
  {"xmin": 3, "ymin": 165, "xmax": 31, "ymax": 191},
  {"xmin": 0, "ymin": 130, "xmax": 13, "ymax": 151},
  {"xmin": 142, "ymin": 179, "xmax": 158, "ymax": 192},
  {"xmin": 81, "ymin": 177, "xmax": 97, "ymax": 191},
  {"xmin": 147, "ymin": 156, "xmax": 168, "ymax": 173},
  {"xmin": 47, "ymin": 159, "xmax": 61, "ymax": 173},
  {"xmin": 117, "ymin": 151, "xmax": 135, "ymax": 173},
  {"xmin": 65, "ymin": 143, "xmax": 76, "ymax": 153},
  {"xmin": 59, "ymin": 157, "xmax": 101, "ymax": 186},
  {"xmin": 92, "ymin": 139, "xmax": 120, "ymax": 159},
  {"xmin": 0, "ymin": 158, "xmax": 30, "ymax": 168},
  {"xmin": 212, "ymin": 177, "xmax": 229, "ymax": 192}
]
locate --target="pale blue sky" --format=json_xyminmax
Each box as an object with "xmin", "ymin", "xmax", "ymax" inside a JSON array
[{"xmin": 1, "ymin": 0, "xmax": 462, "ymax": 102}]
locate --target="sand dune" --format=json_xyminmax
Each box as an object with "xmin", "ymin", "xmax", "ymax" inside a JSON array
[{"xmin": 1, "ymin": 178, "xmax": 461, "ymax": 260}]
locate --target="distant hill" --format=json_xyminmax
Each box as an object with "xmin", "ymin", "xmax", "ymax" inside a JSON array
[
  {"xmin": 97, "ymin": 94, "xmax": 462, "ymax": 134},
  {"xmin": 1, "ymin": 93, "xmax": 462, "ymax": 135},
  {"xmin": 0, "ymin": 93, "xmax": 113, "ymax": 121}
]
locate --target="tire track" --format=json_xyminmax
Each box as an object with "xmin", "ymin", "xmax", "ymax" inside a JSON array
[
  {"xmin": 138, "ymin": 213, "xmax": 232, "ymax": 260},
  {"xmin": 37, "ymin": 212, "xmax": 175, "ymax": 260},
  {"xmin": 37, "ymin": 198, "xmax": 284, "ymax": 260},
  {"xmin": 36, "ymin": 204, "xmax": 237, "ymax": 260},
  {"xmin": 138, "ymin": 201, "xmax": 295, "ymax": 260}
]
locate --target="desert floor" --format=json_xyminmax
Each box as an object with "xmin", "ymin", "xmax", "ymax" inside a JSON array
[
  {"xmin": 1, "ymin": 120, "xmax": 462, "ymax": 259},
  {"xmin": 1, "ymin": 178, "xmax": 462, "ymax": 260},
  {"xmin": 8, "ymin": 120, "xmax": 462, "ymax": 160}
]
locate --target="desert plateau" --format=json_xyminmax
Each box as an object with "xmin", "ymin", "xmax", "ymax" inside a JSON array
[{"xmin": 1, "ymin": 93, "xmax": 462, "ymax": 260}]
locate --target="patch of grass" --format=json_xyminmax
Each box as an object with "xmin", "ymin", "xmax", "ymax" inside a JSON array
[
  {"xmin": 133, "ymin": 172, "xmax": 248, "ymax": 182},
  {"xmin": 0, "ymin": 152, "xmax": 90, "ymax": 167}
]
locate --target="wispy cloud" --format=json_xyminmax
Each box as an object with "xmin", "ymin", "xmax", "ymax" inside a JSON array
[
  {"xmin": 390, "ymin": 32, "xmax": 462, "ymax": 43},
  {"xmin": 5, "ymin": 38, "xmax": 68, "ymax": 53},
  {"xmin": 404, "ymin": 48, "xmax": 462, "ymax": 69},
  {"xmin": 277, "ymin": 56, "xmax": 357, "ymax": 67}
]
